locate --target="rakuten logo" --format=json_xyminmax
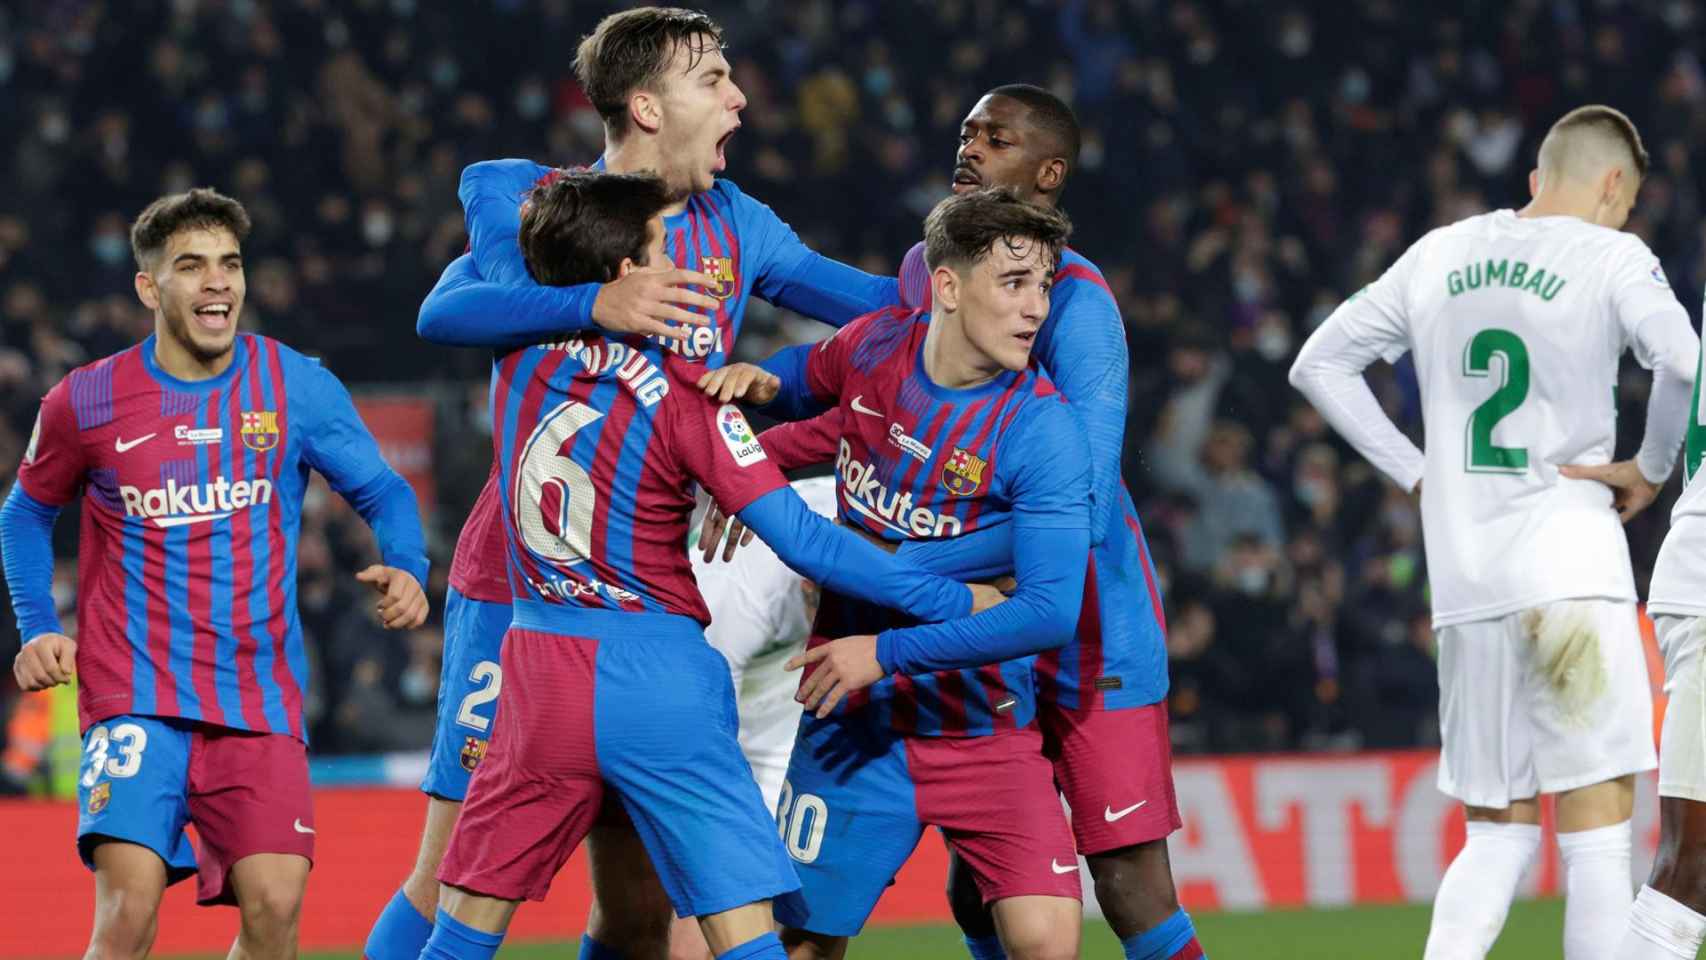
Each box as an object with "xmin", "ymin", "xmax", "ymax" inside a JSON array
[
  {"xmin": 836, "ymin": 438, "xmax": 961, "ymax": 538},
  {"xmin": 119, "ymin": 476, "xmax": 274, "ymax": 528}
]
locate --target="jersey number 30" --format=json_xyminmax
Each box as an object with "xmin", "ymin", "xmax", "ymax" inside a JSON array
[
  {"xmin": 516, "ymin": 400, "xmax": 603, "ymax": 567},
  {"xmin": 1463, "ymin": 328, "xmax": 1530, "ymax": 474}
]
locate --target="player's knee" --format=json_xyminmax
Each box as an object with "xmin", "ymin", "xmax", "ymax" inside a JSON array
[
  {"xmin": 1088, "ymin": 842, "xmax": 1179, "ymax": 936},
  {"xmin": 946, "ymin": 855, "xmax": 997, "ymax": 937},
  {"xmin": 86, "ymin": 894, "xmax": 158, "ymax": 960},
  {"xmin": 999, "ymin": 927, "xmax": 1078, "ymax": 960},
  {"xmin": 237, "ymin": 881, "xmax": 304, "ymax": 943}
]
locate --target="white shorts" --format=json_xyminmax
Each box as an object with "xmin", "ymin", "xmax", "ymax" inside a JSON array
[
  {"xmin": 734, "ymin": 644, "xmax": 806, "ymax": 816},
  {"xmin": 1436, "ymin": 599, "xmax": 1656, "ymax": 808},
  {"xmin": 1656, "ymin": 615, "xmax": 1706, "ymax": 802}
]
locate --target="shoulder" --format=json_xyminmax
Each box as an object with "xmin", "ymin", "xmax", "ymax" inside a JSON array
[
  {"xmin": 836, "ymin": 305, "xmax": 924, "ymax": 368},
  {"xmin": 53, "ymin": 345, "xmax": 141, "ymax": 425},
  {"xmin": 1053, "ymin": 248, "xmax": 1114, "ymax": 297}
]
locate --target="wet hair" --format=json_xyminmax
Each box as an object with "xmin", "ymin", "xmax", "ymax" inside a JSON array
[
  {"xmin": 1538, "ymin": 104, "xmax": 1648, "ymax": 181},
  {"xmin": 923, "ymin": 187, "xmax": 1072, "ymax": 275},
  {"xmin": 573, "ymin": 7, "xmax": 725, "ymax": 141},
  {"xmin": 130, "ymin": 188, "xmax": 251, "ymax": 271},
  {"xmin": 519, "ymin": 169, "xmax": 672, "ymax": 286},
  {"xmin": 985, "ymin": 84, "xmax": 1081, "ymax": 173}
]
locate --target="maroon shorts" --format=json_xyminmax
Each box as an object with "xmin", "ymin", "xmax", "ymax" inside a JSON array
[
  {"xmin": 1041, "ymin": 701, "xmax": 1182, "ymax": 855},
  {"xmin": 188, "ymin": 723, "xmax": 314, "ymax": 904}
]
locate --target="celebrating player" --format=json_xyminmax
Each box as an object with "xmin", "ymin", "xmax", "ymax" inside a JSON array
[
  {"xmin": 364, "ymin": 8, "xmax": 909, "ymax": 957},
  {"xmin": 703, "ymin": 85, "xmax": 1203, "ymax": 960},
  {"xmin": 1289, "ymin": 106, "xmax": 1700, "ymax": 960},
  {"xmin": 1620, "ymin": 338, "xmax": 1706, "ymax": 958},
  {"xmin": 420, "ymin": 170, "xmax": 999, "ymax": 960},
  {"xmin": 1, "ymin": 188, "xmax": 429, "ymax": 959},
  {"xmin": 716, "ymin": 188, "xmax": 1092, "ymax": 959}
]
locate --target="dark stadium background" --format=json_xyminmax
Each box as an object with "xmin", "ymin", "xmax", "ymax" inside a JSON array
[{"xmin": 6, "ymin": 1, "xmax": 1706, "ymax": 954}]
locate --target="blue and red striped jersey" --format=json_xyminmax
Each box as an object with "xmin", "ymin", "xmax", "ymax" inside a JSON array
[
  {"xmin": 900, "ymin": 242, "xmax": 1168, "ymax": 710},
  {"xmin": 15, "ymin": 334, "xmax": 426, "ymax": 738},
  {"xmin": 490, "ymin": 333, "xmax": 786, "ymax": 629},
  {"xmin": 791, "ymin": 306, "xmax": 1089, "ymax": 736}
]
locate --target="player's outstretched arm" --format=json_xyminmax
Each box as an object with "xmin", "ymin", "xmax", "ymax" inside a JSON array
[{"xmin": 2, "ymin": 484, "xmax": 76, "ymax": 688}]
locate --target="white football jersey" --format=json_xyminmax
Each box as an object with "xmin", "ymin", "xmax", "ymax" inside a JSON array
[
  {"xmin": 1306, "ymin": 210, "xmax": 1692, "ymax": 627},
  {"xmin": 1649, "ymin": 336, "xmax": 1706, "ymax": 617}
]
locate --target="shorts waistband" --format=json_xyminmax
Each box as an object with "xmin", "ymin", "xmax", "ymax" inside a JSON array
[{"xmin": 510, "ymin": 600, "xmax": 706, "ymax": 643}]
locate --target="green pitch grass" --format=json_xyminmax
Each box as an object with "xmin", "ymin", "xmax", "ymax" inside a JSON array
[{"xmin": 289, "ymin": 899, "xmax": 1576, "ymax": 959}]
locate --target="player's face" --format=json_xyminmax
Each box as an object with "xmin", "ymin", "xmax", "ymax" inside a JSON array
[
  {"xmin": 953, "ymin": 95, "xmax": 1051, "ymax": 202},
  {"xmin": 615, "ymin": 215, "xmax": 669, "ymax": 278},
  {"xmin": 653, "ymin": 36, "xmax": 745, "ymax": 196},
  {"xmin": 953, "ymin": 238, "xmax": 1053, "ymax": 372},
  {"xmin": 136, "ymin": 226, "xmax": 244, "ymax": 364}
]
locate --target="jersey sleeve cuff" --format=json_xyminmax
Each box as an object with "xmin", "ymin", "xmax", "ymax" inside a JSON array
[{"xmin": 875, "ymin": 630, "xmax": 901, "ymax": 675}]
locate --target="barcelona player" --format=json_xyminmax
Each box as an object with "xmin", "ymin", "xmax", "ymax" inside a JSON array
[{"xmin": 2, "ymin": 188, "xmax": 429, "ymax": 959}]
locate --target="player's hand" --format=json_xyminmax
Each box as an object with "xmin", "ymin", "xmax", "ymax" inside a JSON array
[
  {"xmin": 698, "ymin": 501, "xmax": 755, "ymax": 563},
  {"xmin": 14, "ymin": 633, "xmax": 76, "ymax": 691},
  {"xmin": 355, "ymin": 565, "xmax": 430, "ymax": 630},
  {"xmin": 968, "ymin": 583, "xmax": 1008, "ymax": 613},
  {"xmin": 696, "ymin": 363, "xmax": 780, "ymax": 405},
  {"xmin": 788, "ymin": 635, "xmax": 885, "ymax": 718},
  {"xmin": 1557, "ymin": 459, "xmax": 1662, "ymax": 523},
  {"xmin": 591, "ymin": 266, "xmax": 721, "ymax": 342}
]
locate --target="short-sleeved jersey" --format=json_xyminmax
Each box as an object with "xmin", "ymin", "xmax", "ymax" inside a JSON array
[
  {"xmin": 490, "ymin": 335, "xmax": 787, "ymax": 629},
  {"xmin": 1650, "ymin": 337, "xmax": 1706, "ymax": 617},
  {"xmin": 1333, "ymin": 210, "xmax": 1691, "ymax": 625},
  {"xmin": 17, "ymin": 334, "xmax": 397, "ymax": 738},
  {"xmin": 800, "ymin": 306, "xmax": 1088, "ymax": 736},
  {"xmin": 898, "ymin": 243, "xmax": 1167, "ymax": 709},
  {"xmin": 447, "ymin": 161, "xmax": 840, "ymax": 601}
]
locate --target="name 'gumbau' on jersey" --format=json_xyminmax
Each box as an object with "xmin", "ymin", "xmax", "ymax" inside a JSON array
[{"xmin": 1292, "ymin": 210, "xmax": 1700, "ymax": 627}]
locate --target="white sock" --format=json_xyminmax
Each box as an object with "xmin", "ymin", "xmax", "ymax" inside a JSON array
[
  {"xmin": 1559, "ymin": 820, "xmax": 1634, "ymax": 960},
  {"xmin": 1424, "ymin": 820, "xmax": 1541, "ymax": 960},
  {"xmin": 1617, "ymin": 885, "xmax": 1706, "ymax": 959}
]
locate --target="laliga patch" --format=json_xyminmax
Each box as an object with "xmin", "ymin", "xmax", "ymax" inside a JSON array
[
  {"xmin": 460, "ymin": 736, "xmax": 488, "ymax": 772},
  {"xmin": 1651, "ymin": 261, "xmax": 1669, "ymax": 287},
  {"xmin": 717, "ymin": 405, "xmax": 767, "ymax": 467}
]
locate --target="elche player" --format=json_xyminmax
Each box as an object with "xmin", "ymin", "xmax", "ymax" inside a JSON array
[
  {"xmin": 2, "ymin": 188, "xmax": 428, "ymax": 960},
  {"xmin": 422, "ymin": 170, "xmax": 999, "ymax": 960},
  {"xmin": 1290, "ymin": 105, "xmax": 1699, "ymax": 960}
]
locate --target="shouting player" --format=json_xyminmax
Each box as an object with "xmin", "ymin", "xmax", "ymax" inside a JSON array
[
  {"xmin": 1620, "ymin": 334, "xmax": 1706, "ymax": 958},
  {"xmin": 420, "ymin": 171, "xmax": 999, "ymax": 960},
  {"xmin": 366, "ymin": 9, "xmax": 906, "ymax": 958},
  {"xmin": 703, "ymin": 85, "xmax": 1202, "ymax": 960},
  {"xmin": 1290, "ymin": 106, "xmax": 1699, "ymax": 960},
  {"xmin": 2, "ymin": 188, "xmax": 429, "ymax": 959},
  {"xmin": 710, "ymin": 188, "xmax": 1093, "ymax": 959}
]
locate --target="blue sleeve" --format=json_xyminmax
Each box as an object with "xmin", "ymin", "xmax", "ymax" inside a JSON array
[
  {"xmin": 0, "ymin": 484, "xmax": 63, "ymax": 640},
  {"xmin": 1038, "ymin": 277, "xmax": 1130, "ymax": 545},
  {"xmin": 294, "ymin": 360, "xmax": 431, "ymax": 589},
  {"xmin": 895, "ymin": 523, "xmax": 1015, "ymax": 580},
  {"xmin": 755, "ymin": 342, "xmax": 833, "ymax": 421},
  {"xmin": 417, "ymin": 254, "xmax": 599, "ymax": 348},
  {"xmin": 735, "ymin": 487, "xmax": 971, "ymax": 623},
  {"xmin": 733, "ymin": 182, "xmax": 901, "ymax": 326},
  {"xmin": 461, "ymin": 158, "xmax": 550, "ymax": 286},
  {"xmin": 874, "ymin": 402, "xmax": 1092, "ymax": 674}
]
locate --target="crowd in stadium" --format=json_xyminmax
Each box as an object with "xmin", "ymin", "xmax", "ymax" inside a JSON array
[{"xmin": 4, "ymin": 0, "xmax": 1706, "ymax": 764}]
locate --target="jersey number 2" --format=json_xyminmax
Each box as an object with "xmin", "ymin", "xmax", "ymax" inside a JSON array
[
  {"xmin": 455, "ymin": 661, "xmax": 502, "ymax": 732},
  {"xmin": 1463, "ymin": 328, "xmax": 1530, "ymax": 473},
  {"xmin": 516, "ymin": 400, "xmax": 603, "ymax": 566}
]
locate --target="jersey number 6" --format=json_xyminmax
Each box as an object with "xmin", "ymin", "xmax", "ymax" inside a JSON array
[{"xmin": 516, "ymin": 400, "xmax": 603, "ymax": 567}]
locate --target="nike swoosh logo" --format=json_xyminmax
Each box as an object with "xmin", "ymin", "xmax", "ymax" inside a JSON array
[
  {"xmin": 114, "ymin": 433, "xmax": 157, "ymax": 453},
  {"xmin": 293, "ymin": 819, "xmax": 315, "ymax": 835},
  {"xmin": 1051, "ymin": 859, "xmax": 1077, "ymax": 874},
  {"xmin": 850, "ymin": 395, "xmax": 882, "ymax": 417},
  {"xmin": 151, "ymin": 512, "xmax": 233, "ymax": 529},
  {"xmin": 1105, "ymin": 801, "xmax": 1148, "ymax": 822}
]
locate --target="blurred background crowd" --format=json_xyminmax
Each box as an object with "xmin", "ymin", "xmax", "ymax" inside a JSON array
[{"xmin": 5, "ymin": 0, "xmax": 1706, "ymax": 779}]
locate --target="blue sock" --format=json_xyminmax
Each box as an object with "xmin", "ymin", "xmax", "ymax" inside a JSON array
[
  {"xmin": 421, "ymin": 908, "xmax": 504, "ymax": 960},
  {"xmin": 964, "ymin": 933, "xmax": 1008, "ymax": 960},
  {"xmin": 1122, "ymin": 908, "xmax": 1203, "ymax": 960},
  {"xmin": 715, "ymin": 931, "xmax": 786, "ymax": 960},
  {"xmin": 577, "ymin": 935, "xmax": 624, "ymax": 960},
  {"xmin": 364, "ymin": 889, "xmax": 435, "ymax": 960}
]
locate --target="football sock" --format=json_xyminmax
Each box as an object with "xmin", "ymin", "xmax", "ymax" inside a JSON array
[
  {"xmin": 1424, "ymin": 820, "xmax": 1540, "ymax": 959},
  {"xmin": 1618, "ymin": 885, "xmax": 1706, "ymax": 958},
  {"xmin": 1559, "ymin": 820, "xmax": 1633, "ymax": 960},
  {"xmin": 364, "ymin": 888, "xmax": 434, "ymax": 960},
  {"xmin": 964, "ymin": 933, "xmax": 1008, "ymax": 960},
  {"xmin": 715, "ymin": 931, "xmax": 786, "ymax": 960},
  {"xmin": 1122, "ymin": 908, "xmax": 1205, "ymax": 960},
  {"xmin": 420, "ymin": 909, "xmax": 502, "ymax": 960},
  {"xmin": 577, "ymin": 935, "xmax": 623, "ymax": 960}
]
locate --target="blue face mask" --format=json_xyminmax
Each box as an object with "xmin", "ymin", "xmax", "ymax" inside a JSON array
[{"xmin": 92, "ymin": 233, "xmax": 129, "ymax": 267}]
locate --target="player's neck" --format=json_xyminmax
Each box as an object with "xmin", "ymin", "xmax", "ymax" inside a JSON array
[
  {"xmin": 603, "ymin": 138, "xmax": 691, "ymax": 217},
  {"xmin": 1517, "ymin": 189, "xmax": 1595, "ymax": 222},
  {"xmin": 153, "ymin": 326, "xmax": 236, "ymax": 381},
  {"xmin": 922, "ymin": 310, "xmax": 1001, "ymax": 390}
]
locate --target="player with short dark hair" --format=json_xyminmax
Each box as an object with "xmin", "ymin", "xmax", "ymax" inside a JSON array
[{"xmin": 2, "ymin": 187, "xmax": 429, "ymax": 960}]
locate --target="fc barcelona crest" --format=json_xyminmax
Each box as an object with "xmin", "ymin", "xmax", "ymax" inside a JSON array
[
  {"xmin": 941, "ymin": 446, "xmax": 988, "ymax": 497},
  {"xmin": 460, "ymin": 736, "xmax": 488, "ymax": 772},
  {"xmin": 241, "ymin": 411, "xmax": 280, "ymax": 452},
  {"xmin": 87, "ymin": 781, "xmax": 111, "ymax": 815},
  {"xmin": 700, "ymin": 256, "xmax": 736, "ymax": 301}
]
